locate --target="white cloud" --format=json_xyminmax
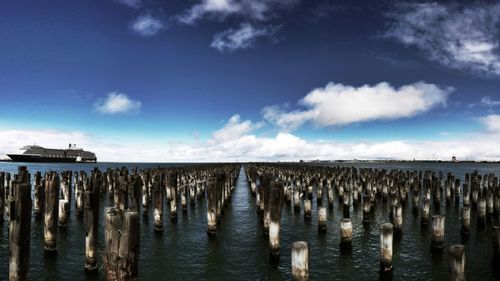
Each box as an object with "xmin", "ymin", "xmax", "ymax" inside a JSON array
[
  {"xmin": 480, "ymin": 97, "xmax": 500, "ymax": 107},
  {"xmin": 481, "ymin": 114, "xmax": 500, "ymax": 133},
  {"xmin": 385, "ymin": 3, "xmax": 500, "ymax": 77},
  {"xmin": 114, "ymin": 0, "xmax": 142, "ymax": 9},
  {"xmin": 263, "ymin": 81, "xmax": 451, "ymax": 131},
  {"xmin": 2, "ymin": 113, "xmax": 500, "ymax": 162},
  {"xmin": 211, "ymin": 23, "xmax": 279, "ymax": 52},
  {"xmin": 178, "ymin": 0, "xmax": 298, "ymax": 24},
  {"xmin": 211, "ymin": 114, "xmax": 263, "ymax": 143},
  {"xmin": 130, "ymin": 15, "xmax": 165, "ymax": 37},
  {"xmin": 94, "ymin": 92, "xmax": 141, "ymax": 115}
]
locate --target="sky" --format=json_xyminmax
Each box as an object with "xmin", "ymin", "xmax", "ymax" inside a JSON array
[{"xmin": 1, "ymin": 0, "xmax": 500, "ymax": 162}]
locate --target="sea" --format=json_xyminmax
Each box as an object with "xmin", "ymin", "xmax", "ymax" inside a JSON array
[{"xmin": 0, "ymin": 161, "xmax": 499, "ymax": 280}]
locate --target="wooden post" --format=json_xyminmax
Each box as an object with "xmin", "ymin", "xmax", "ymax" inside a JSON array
[
  {"xmin": 291, "ymin": 241, "xmax": 309, "ymax": 281},
  {"xmin": 103, "ymin": 208, "xmax": 139, "ymax": 281},
  {"xmin": 421, "ymin": 198, "xmax": 430, "ymax": 225},
  {"xmin": 392, "ymin": 204, "xmax": 403, "ymax": 233},
  {"xmin": 380, "ymin": 223, "xmax": 393, "ymax": 272},
  {"xmin": 318, "ymin": 206, "xmax": 327, "ymax": 231},
  {"xmin": 167, "ymin": 171, "xmax": 178, "ymax": 222},
  {"xmin": 461, "ymin": 207, "xmax": 470, "ymax": 235},
  {"xmin": 431, "ymin": 215, "xmax": 445, "ymax": 250},
  {"xmin": 303, "ymin": 199, "xmax": 311, "ymax": 220},
  {"xmin": 0, "ymin": 172, "xmax": 4, "ymax": 223},
  {"xmin": 363, "ymin": 194, "xmax": 371, "ymax": 223},
  {"xmin": 448, "ymin": 244, "xmax": 465, "ymax": 281},
  {"xmin": 478, "ymin": 198, "xmax": 486, "ymax": 228},
  {"xmin": 293, "ymin": 187, "xmax": 301, "ymax": 212},
  {"xmin": 152, "ymin": 173, "xmax": 163, "ymax": 231},
  {"xmin": 84, "ymin": 170, "xmax": 101, "ymax": 271},
  {"xmin": 206, "ymin": 180, "xmax": 217, "ymax": 235},
  {"xmin": 9, "ymin": 167, "xmax": 31, "ymax": 281},
  {"xmin": 140, "ymin": 172, "xmax": 149, "ymax": 216},
  {"xmin": 58, "ymin": 199, "xmax": 69, "ymax": 227},
  {"xmin": 269, "ymin": 181, "xmax": 283, "ymax": 256},
  {"xmin": 340, "ymin": 218, "xmax": 353, "ymax": 247},
  {"xmin": 75, "ymin": 172, "xmax": 84, "ymax": 217},
  {"xmin": 44, "ymin": 172, "xmax": 59, "ymax": 251},
  {"xmin": 34, "ymin": 171, "xmax": 44, "ymax": 218},
  {"xmin": 262, "ymin": 175, "xmax": 271, "ymax": 235}
]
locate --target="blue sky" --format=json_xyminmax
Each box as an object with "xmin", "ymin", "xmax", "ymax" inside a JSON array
[{"xmin": 1, "ymin": 0, "xmax": 500, "ymax": 162}]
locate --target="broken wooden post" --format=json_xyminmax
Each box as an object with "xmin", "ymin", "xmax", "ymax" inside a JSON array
[
  {"xmin": 431, "ymin": 215, "xmax": 445, "ymax": 250},
  {"xmin": 269, "ymin": 181, "xmax": 283, "ymax": 256},
  {"xmin": 478, "ymin": 198, "xmax": 487, "ymax": 228},
  {"xmin": 340, "ymin": 218, "xmax": 353, "ymax": 247},
  {"xmin": 75, "ymin": 171, "xmax": 84, "ymax": 217},
  {"xmin": 392, "ymin": 204, "xmax": 403, "ymax": 233},
  {"xmin": 421, "ymin": 198, "xmax": 430, "ymax": 225},
  {"xmin": 206, "ymin": 179, "xmax": 217, "ymax": 235},
  {"xmin": 44, "ymin": 172, "xmax": 59, "ymax": 251},
  {"xmin": 34, "ymin": 171, "xmax": 44, "ymax": 218},
  {"xmin": 493, "ymin": 226, "xmax": 500, "ymax": 264},
  {"xmin": 448, "ymin": 244, "xmax": 465, "ymax": 281},
  {"xmin": 152, "ymin": 173, "xmax": 163, "ymax": 231},
  {"xmin": 291, "ymin": 241, "xmax": 309, "ymax": 281},
  {"xmin": 303, "ymin": 199, "xmax": 312, "ymax": 220},
  {"xmin": 461, "ymin": 207, "xmax": 470, "ymax": 235},
  {"xmin": 84, "ymin": 170, "xmax": 101, "ymax": 271},
  {"xmin": 318, "ymin": 206, "xmax": 327, "ymax": 231},
  {"xmin": 167, "ymin": 171, "xmax": 178, "ymax": 222},
  {"xmin": 363, "ymin": 194, "xmax": 371, "ymax": 223},
  {"xmin": 0, "ymin": 172, "xmax": 4, "ymax": 224},
  {"xmin": 103, "ymin": 208, "xmax": 139, "ymax": 281},
  {"xmin": 380, "ymin": 223, "xmax": 393, "ymax": 272},
  {"xmin": 58, "ymin": 199, "xmax": 69, "ymax": 227},
  {"xmin": 9, "ymin": 167, "xmax": 32, "ymax": 281}
]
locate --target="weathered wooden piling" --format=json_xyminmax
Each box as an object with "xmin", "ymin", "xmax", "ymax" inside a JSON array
[
  {"xmin": 392, "ymin": 204, "xmax": 403, "ymax": 233},
  {"xmin": 206, "ymin": 180, "xmax": 217, "ymax": 235},
  {"xmin": 167, "ymin": 171, "xmax": 178, "ymax": 222},
  {"xmin": 461, "ymin": 207, "xmax": 470, "ymax": 235},
  {"xmin": 303, "ymin": 199, "xmax": 312, "ymax": 220},
  {"xmin": 448, "ymin": 244, "xmax": 465, "ymax": 281},
  {"xmin": 0, "ymin": 172, "xmax": 4, "ymax": 223},
  {"xmin": 493, "ymin": 226, "xmax": 500, "ymax": 261},
  {"xmin": 340, "ymin": 218, "xmax": 353, "ymax": 247},
  {"xmin": 152, "ymin": 174, "xmax": 163, "ymax": 231},
  {"xmin": 318, "ymin": 206, "xmax": 327, "ymax": 231},
  {"xmin": 8, "ymin": 167, "xmax": 32, "ymax": 281},
  {"xmin": 269, "ymin": 181, "xmax": 283, "ymax": 256},
  {"xmin": 34, "ymin": 172, "xmax": 44, "ymax": 217},
  {"xmin": 478, "ymin": 198, "xmax": 486, "ymax": 227},
  {"xmin": 421, "ymin": 198, "xmax": 430, "ymax": 225},
  {"xmin": 75, "ymin": 172, "xmax": 84, "ymax": 217},
  {"xmin": 44, "ymin": 172, "xmax": 59, "ymax": 251},
  {"xmin": 363, "ymin": 194, "xmax": 371, "ymax": 223},
  {"xmin": 432, "ymin": 215, "xmax": 445, "ymax": 249},
  {"xmin": 103, "ymin": 208, "xmax": 139, "ymax": 281},
  {"xmin": 58, "ymin": 199, "xmax": 69, "ymax": 227},
  {"xmin": 380, "ymin": 223, "xmax": 393, "ymax": 272},
  {"xmin": 291, "ymin": 241, "xmax": 309, "ymax": 281},
  {"xmin": 84, "ymin": 170, "xmax": 101, "ymax": 271}
]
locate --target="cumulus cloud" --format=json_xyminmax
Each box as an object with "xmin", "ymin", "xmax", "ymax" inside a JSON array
[
  {"xmin": 385, "ymin": 2, "xmax": 500, "ymax": 77},
  {"xmin": 212, "ymin": 114, "xmax": 263, "ymax": 143},
  {"xmin": 2, "ymin": 118, "xmax": 500, "ymax": 162},
  {"xmin": 114, "ymin": 0, "xmax": 142, "ymax": 9},
  {"xmin": 481, "ymin": 114, "xmax": 500, "ymax": 133},
  {"xmin": 130, "ymin": 15, "xmax": 165, "ymax": 37},
  {"xmin": 263, "ymin": 81, "xmax": 451, "ymax": 131},
  {"xmin": 178, "ymin": 0, "xmax": 299, "ymax": 25},
  {"xmin": 211, "ymin": 23, "xmax": 279, "ymax": 52},
  {"xmin": 94, "ymin": 92, "xmax": 141, "ymax": 115}
]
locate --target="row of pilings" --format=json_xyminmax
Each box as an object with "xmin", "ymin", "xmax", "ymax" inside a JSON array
[
  {"xmin": 1, "ymin": 164, "xmax": 239, "ymax": 281},
  {"xmin": 244, "ymin": 163, "xmax": 500, "ymax": 281}
]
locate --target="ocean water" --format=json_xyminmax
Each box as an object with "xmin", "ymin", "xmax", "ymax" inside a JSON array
[{"xmin": 0, "ymin": 161, "xmax": 499, "ymax": 280}]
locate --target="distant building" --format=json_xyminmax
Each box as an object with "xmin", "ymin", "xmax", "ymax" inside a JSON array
[{"xmin": 452, "ymin": 156, "xmax": 458, "ymax": 162}]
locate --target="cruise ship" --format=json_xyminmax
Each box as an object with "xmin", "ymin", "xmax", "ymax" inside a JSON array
[{"xmin": 7, "ymin": 144, "xmax": 97, "ymax": 163}]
